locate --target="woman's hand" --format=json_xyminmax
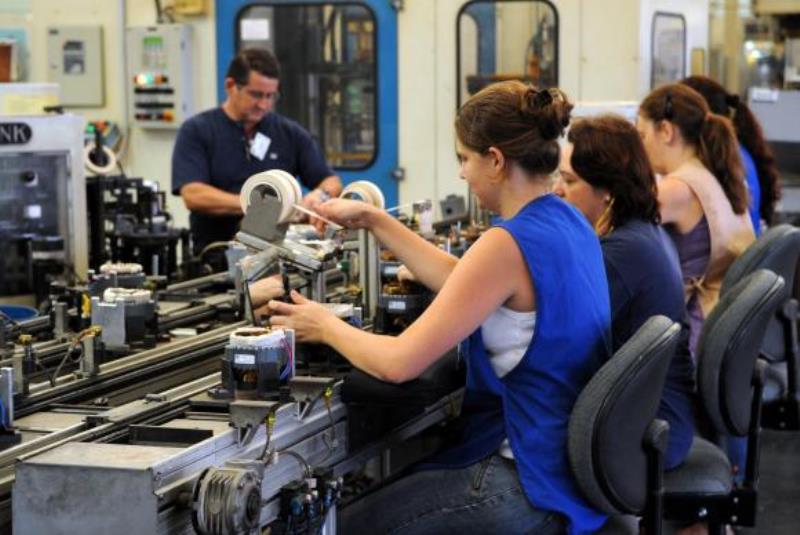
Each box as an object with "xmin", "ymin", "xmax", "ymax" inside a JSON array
[
  {"xmin": 396, "ymin": 264, "xmax": 417, "ymax": 283},
  {"xmin": 267, "ymin": 290, "xmax": 338, "ymax": 343},
  {"xmin": 315, "ymin": 198, "xmax": 379, "ymax": 230},
  {"xmin": 249, "ymin": 275, "xmax": 285, "ymax": 307}
]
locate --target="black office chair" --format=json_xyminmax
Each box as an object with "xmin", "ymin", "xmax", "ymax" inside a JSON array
[
  {"xmin": 663, "ymin": 269, "xmax": 786, "ymax": 534},
  {"xmin": 569, "ymin": 315, "xmax": 681, "ymax": 535},
  {"xmin": 720, "ymin": 224, "xmax": 800, "ymax": 429}
]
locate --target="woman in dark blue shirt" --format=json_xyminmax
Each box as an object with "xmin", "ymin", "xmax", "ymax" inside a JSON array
[{"xmin": 554, "ymin": 114, "xmax": 695, "ymax": 469}]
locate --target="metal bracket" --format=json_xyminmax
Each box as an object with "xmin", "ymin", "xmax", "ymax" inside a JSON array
[
  {"xmin": 239, "ymin": 191, "xmax": 289, "ymax": 244},
  {"xmin": 290, "ymin": 376, "xmax": 337, "ymax": 420},
  {"xmin": 229, "ymin": 399, "xmax": 280, "ymax": 447},
  {"xmin": 289, "ymin": 376, "xmax": 337, "ymax": 404}
]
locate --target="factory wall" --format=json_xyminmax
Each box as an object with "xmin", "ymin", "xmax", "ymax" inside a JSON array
[
  {"xmin": 0, "ymin": 0, "xmax": 215, "ymax": 230},
  {"xmin": 1, "ymin": 0, "xmax": 708, "ymax": 227}
]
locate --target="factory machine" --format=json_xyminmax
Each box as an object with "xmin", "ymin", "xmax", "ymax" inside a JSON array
[
  {"xmin": 0, "ymin": 113, "xmax": 88, "ymax": 307},
  {"xmin": 9, "ymin": 170, "xmax": 467, "ymax": 534}
]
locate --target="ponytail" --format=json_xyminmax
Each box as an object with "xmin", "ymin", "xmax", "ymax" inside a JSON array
[
  {"xmin": 681, "ymin": 75, "xmax": 781, "ymax": 224},
  {"xmin": 641, "ymin": 83, "xmax": 748, "ymax": 215},
  {"xmin": 732, "ymin": 103, "xmax": 781, "ymax": 224},
  {"xmin": 698, "ymin": 114, "xmax": 748, "ymax": 215}
]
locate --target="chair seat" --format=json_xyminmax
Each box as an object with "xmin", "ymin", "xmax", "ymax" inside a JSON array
[
  {"xmin": 596, "ymin": 515, "xmax": 639, "ymax": 534},
  {"xmin": 763, "ymin": 361, "xmax": 787, "ymax": 403},
  {"xmin": 664, "ymin": 436, "xmax": 733, "ymax": 495}
]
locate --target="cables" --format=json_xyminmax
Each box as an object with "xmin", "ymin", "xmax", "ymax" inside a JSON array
[
  {"xmin": 280, "ymin": 336, "xmax": 294, "ymax": 381},
  {"xmin": 259, "ymin": 410, "xmax": 277, "ymax": 461},
  {"xmin": 47, "ymin": 326, "xmax": 101, "ymax": 387}
]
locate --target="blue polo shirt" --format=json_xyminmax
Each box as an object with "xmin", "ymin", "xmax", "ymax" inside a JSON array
[{"xmin": 171, "ymin": 108, "xmax": 333, "ymax": 251}]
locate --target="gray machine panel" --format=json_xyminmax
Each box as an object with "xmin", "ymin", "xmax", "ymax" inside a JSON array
[
  {"xmin": 0, "ymin": 152, "xmax": 70, "ymax": 295},
  {"xmin": 0, "ymin": 113, "xmax": 87, "ymax": 298}
]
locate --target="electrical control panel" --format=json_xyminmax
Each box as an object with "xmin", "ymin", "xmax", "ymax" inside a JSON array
[
  {"xmin": 46, "ymin": 26, "xmax": 104, "ymax": 106},
  {"xmin": 126, "ymin": 24, "xmax": 193, "ymax": 129}
]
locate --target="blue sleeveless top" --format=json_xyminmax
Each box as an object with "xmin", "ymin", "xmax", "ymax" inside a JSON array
[{"xmin": 431, "ymin": 194, "xmax": 611, "ymax": 534}]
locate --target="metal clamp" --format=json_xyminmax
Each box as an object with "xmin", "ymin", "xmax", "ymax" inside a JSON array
[{"xmin": 229, "ymin": 399, "xmax": 280, "ymax": 447}]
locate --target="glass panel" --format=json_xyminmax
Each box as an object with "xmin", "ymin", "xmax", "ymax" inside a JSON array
[
  {"xmin": 651, "ymin": 13, "xmax": 686, "ymax": 89},
  {"xmin": 458, "ymin": 0, "xmax": 558, "ymax": 106},
  {"xmin": 238, "ymin": 3, "xmax": 376, "ymax": 170}
]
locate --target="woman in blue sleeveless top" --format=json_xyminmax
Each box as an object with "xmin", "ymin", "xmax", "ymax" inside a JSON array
[{"xmin": 268, "ymin": 81, "xmax": 611, "ymax": 534}]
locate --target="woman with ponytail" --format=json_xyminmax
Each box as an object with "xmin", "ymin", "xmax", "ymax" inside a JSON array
[
  {"xmin": 637, "ymin": 83, "xmax": 755, "ymax": 356},
  {"xmin": 270, "ymin": 81, "xmax": 611, "ymax": 534},
  {"xmin": 682, "ymin": 75, "xmax": 781, "ymax": 234}
]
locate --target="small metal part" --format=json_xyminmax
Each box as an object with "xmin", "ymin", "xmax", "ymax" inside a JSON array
[
  {"xmin": 0, "ymin": 367, "xmax": 15, "ymax": 427},
  {"xmin": 229, "ymin": 399, "xmax": 279, "ymax": 447}
]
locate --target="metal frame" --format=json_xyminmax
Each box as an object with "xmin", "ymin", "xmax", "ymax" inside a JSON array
[
  {"xmin": 456, "ymin": 0, "xmax": 560, "ymax": 108},
  {"xmin": 650, "ymin": 11, "xmax": 687, "ymax": 90}
]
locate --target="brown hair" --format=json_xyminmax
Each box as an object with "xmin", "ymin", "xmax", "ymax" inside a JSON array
[
  {"xmin": 455, "ymin": 81, "xmax": 573, "ymax": 176},
  {"xmin": 681, "ymin": 75, "xmax": 781, "ymax": 224},
  {"xmin": 226, "ymin": 48, "xmax": 281, "ymax": 84},
  {"xmin": 568, "ymin": 115, "xmax": 660, "ymax": 227},
  {"xmin": 640, "ymin": 83, "xmax": 748, "ymax": 215}
]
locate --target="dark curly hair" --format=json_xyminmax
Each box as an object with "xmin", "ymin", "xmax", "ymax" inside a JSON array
[
  {"xmin": 681, "ymin": 75, "xmax": 781, "ymax": 225},
  {"xmin": 455, "ymin": 81, "xmax": 573, "ymax": 176},
  {"xmin": 567, "ymin": 115, "xmax": 660, "ymax": 228}
]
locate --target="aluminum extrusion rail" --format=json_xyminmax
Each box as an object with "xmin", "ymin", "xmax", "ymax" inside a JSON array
[{"xmin": 14, "ymin": 321, "xmax": 246, "ymax": 416}]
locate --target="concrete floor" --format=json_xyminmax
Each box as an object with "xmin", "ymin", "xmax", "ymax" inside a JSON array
[{"xmin": 740, "ymin": 429, "xmax": 800, "ymax": 534}]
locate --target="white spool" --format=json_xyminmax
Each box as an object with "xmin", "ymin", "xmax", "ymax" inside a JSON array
[
  {"xmin": 229, "ymin": 327, "xmax": 287, "ymax": 348},
  {"xmin": 103, "ymin": 287, "xmax": 152, "ymax": 304},
  {"xmin": 99, "ymin": 261, "xmax": 143, "ymax": 275},
  {"xmin": 239, "ymin": 170, "xmax": 302, "ymax": 224},
  {"xmin": 340, "ymin": 180, "xmax": 385, "ymax": 209},
  {"xmin": 83, "ymin": 144, "xmax": 118, "ymax": 176}
]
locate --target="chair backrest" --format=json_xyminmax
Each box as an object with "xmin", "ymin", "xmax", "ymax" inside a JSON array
[
  {"xmin": 568, "ymin": 316, "xmax": 680, "ymax": 515},
  {"xmin": 720, "ymin": 224, "xmax": 800, "ymax": 362},
  {"xmin": 697, "ymin": 270, "xmax": 786, "ymax": 437}
]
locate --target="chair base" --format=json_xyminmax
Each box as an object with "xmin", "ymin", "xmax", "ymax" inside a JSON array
[
  {"xmin": 663, "ymin": 487, "xmax": 757, "ymax": 528},
  {"xmin": 761, "ymin": 397, "xmax": 800, "ymax": 430}
]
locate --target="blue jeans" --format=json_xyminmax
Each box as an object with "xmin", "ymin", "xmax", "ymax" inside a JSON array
[{"xmin": 338, "ymin": 454, "xmax": 566, "ymax": 534}]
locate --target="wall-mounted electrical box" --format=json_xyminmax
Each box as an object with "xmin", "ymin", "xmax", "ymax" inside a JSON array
[
  {"xmin": 173, "ymin": 0, "xmax": 206, "ymax": 15},
  {"xmin": 126, "ymin": 24, "xmax": 193, "ymax": 129},
  {"xmin": 46, "ymin": 26, "xmax": 104, "ymax": 106}
]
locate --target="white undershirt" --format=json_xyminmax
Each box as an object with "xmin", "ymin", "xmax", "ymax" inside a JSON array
[{"xmin": 480, "ymin": 305, "xmax": 536, "ymax": 459}]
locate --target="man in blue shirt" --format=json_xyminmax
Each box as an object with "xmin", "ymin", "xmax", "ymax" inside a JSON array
[{"xmin": 171, "ymin": 48, "xmax": 342, "ymax": 256}]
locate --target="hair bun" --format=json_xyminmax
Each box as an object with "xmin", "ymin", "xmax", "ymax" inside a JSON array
[{"xmin": 520, "ymin": 87, "xmax": 572, "ymax": 141}]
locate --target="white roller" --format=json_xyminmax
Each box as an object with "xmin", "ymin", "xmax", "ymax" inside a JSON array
[
  {"xmin": 229, "ymin": 326, "xmax": 288, "ymax": 348},
  {"xmin": 99, "ymin": 261, "xmax": 143, "ymax": 275},
  {"xmin": 83, "ymin": 144, "xmax": 118, "ymax": 175},
  {"xmin": 340, "ymin": 180, "xmax": 385, "ymax": 209},
  {"xmin": 103, "ymin": 287, "xmax": 152, "ymax": 304},
  {"xmin": 239, "ymin": 170, "xmax": 302, "ymax": 224}
]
